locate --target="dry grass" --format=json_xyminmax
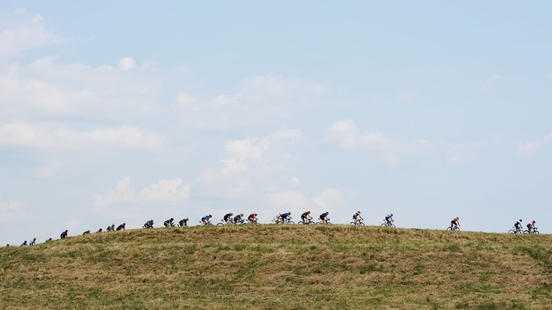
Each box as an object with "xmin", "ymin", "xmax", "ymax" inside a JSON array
[{"xmin": 1, "ymin": 225, "xmax": 551, "ymax": 309}]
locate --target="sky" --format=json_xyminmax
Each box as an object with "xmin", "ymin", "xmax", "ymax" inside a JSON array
[{"xmin": 1, "ymin": 1, "xmax": 552, "ymax": 245}]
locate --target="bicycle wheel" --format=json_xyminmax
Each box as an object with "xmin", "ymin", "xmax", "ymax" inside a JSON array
[
  {"xmin": 508, "ymin": 229, "xmax": 515, "ymax": 234},
  {"xmin": 534, "ymin": 231, "xmax": 540, "ymax": 234},
  {"xmin": 390, "ymin": 224, "xmax": 396, "ymax": 228},
  {"xmin": 297, "ymin": 221, "xmax": 304, "ymax": 225},
  {"xmin": 446, "ymin": 227, "xmax": 452, "ymax": 230},
  {"xmin": 350, "ymin": 222, "xmax": 357, "ymax": 226},
  {"xmin": 381, "ymin": 223, "xmax": 387, "ymax": 227},
  {"xmin": 523, "ymin": 230, "xmax": 529, "ymax": 234}
]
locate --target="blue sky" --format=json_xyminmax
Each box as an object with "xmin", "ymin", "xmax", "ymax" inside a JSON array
[{"xmin": 1, "ymin": 1, "xmax": 551, "ymax": 245}]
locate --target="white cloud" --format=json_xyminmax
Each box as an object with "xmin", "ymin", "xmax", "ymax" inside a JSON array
[
  {"xmin": 0, "ymin": 198, "xmax": 26, "ymax": 222},
  {"xmin": 63, "ymin": 218, "xmax": 80, "ymax": 231},
  {"xmin": 545, "ymin": 72, "xmax": 552, "ymax": 79},
  {"xmin": 0, "ymin": 10, "xmax": 67, "ymax": 60},
  {"xmin": 266, "ymin": 191, "xmax": 308, "ymax": 209},
  {"xmin": 446, "ymin": 142, "xmax": 483, "ymax": 163},
  {"xmin": 328, "ymin": 120, "xmax": 431, "ymax": 165},
  {"xmin": 482, "ymin": 73, "xmax": 502, "ymax": 89},
  {"xmin": 311, "ymin": 188, "xmax": 344, "ymax": 210},
  {"xmin": 396, "ymin": 92, "xmax": 418, "ymax": 101},
  {"xmin": 119, "ymin": 57, "xmax": 136, "ymax": 70},
  {"xmin": 0, "ymin": 56, "xmax": 162, "ymax": 119},
  {"xmin": 197, "ymin": 129, "xmax": 302, "ymax": 198},
  {"xmin": 36, "ymin": 162, "xmax": 61, "ymax": 179},
  {"xmin": 289, "ymin": 177, "xmax": 299, "ymax": 185},
  {"xmin": 173, "ymin": 73, "xmax": 325, "ymax": 130},
  {"xmin": 0, "ymin": 123, "xmax": 167, "ymax": 152},
  {"xmin": 517, "ymin": 132, "xmax": 552, "ymax": 158},
  {"xmin": 94, "ymin": 177, "xmax": 191, "ymax": 208}
]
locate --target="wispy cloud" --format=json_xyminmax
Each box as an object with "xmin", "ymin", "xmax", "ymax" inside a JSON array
[
  {"xmin": 482, "ymin": 73, "xmax": 502, "ymax": 89},
  {"xmin": 517, "ymin": 132, "xmax": 552, "ymax": 158}
]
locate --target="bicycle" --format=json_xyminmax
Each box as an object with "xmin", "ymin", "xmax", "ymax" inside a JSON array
[
  {"xmin": 524, "ymin": 227, "xmax": 540, "ymax": 234},
  {"xmin": 508, "ymin": 226, "xmax": 523, "ymax": 234},
  {"xmin": 381, "ymin": 220, "xmax": 396, "ymax": 228},
  {"xmin": 350, "ymin": 220, "xmax": 365, "ymax": 226},
  {"xmin": 272, "ymin": 216, "xmax": 294, "ymax": 224},
  {"xmin": 316, "ymin": 218, "xmax": 331, "ymax": 225},
  {"xmin": 217, "ymin": 218, "xmax": 235, "ymax": 226},
  {"xmin": 298, "ymin": 218, "xmax": 316, "ymax": 225},
  {"xmin": 446, "ymin": 225, "xmax": 460, "ymax": 231},
  {"xmin": 199, "ymin": 220, "xmax": 213, "ymax": 226}
]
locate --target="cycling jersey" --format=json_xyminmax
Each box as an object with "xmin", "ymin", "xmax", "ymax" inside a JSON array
[
  {"xmin": 234, "ymin": 215, "xmax": 242, "ymax": 222},
  {"xmin": 353, "ymin": 214, "xmax": 360, "ymax": 219},
  {"xmin": 248, "ymin": 214, "xmax": 256, "ymax": 220},
  {"xmin": 320, "ymin": 213, "xmax": 328, "ymax": 220},
  {"xmin": 179, "ymin": 219, "xmax": 188, "ymax": 226},
  {"xmin": 301, "ymin": 212, "xmax": 310, "ymax": 218},
  {"xmin": 202, "ymin": 215, "xmax": 210, "ymax": 221},
  {"xmin": 281, "ymin": 212, "xmax": 291, "ymax": 218},
  {"xmin": 116, "ymin": 224, "xmax": 125, "ymax": 231},
  {"xmin": 385, "ymin": 214, "xmax": 393, "ymax": 220},
  {"xmin": 224, "ymin": 214, "xmax": 233, "ymax": 221}
]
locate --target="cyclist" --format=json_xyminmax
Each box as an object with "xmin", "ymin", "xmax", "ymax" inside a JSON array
[
  {"xmin": 107, "ymin": 224, "xmax": 115, "ymax": 231},
  {"xmin": 60, "ymin": 230, "xmax": 68, "ymax": 239},
  {"xmin": 385, "ymin": 213, "xmax": 394, "ymax": 226},
  {"xmin": 514, "ymin": 219, "xmax": 522, "ymax": 233},
  {"xmin": 320, "ymin": 212, "xmax": 329, "ymax": 224},
  {"xmin": 248, "ymin": 213, "xmax": 258, "ymax": 224},
  {"xmin": 234, "ymin": 213, "xmax": 245, "ymax": 224},
  {"xmin": 224, "ymin": 213, "xmax": 234, "ymax": 224},
  {"xmin": 144, "ymin": 219, "xmax": 154, "ymax": 229},
  {"xmin": 164, "ymin": 218, "xmax": 174, "ymax": 227},
  {"xmin": 450, "ymin": 217, "xmax": 460, "ymax": 230},
  {"xmin": 96, "ymin": 228, "xmax": 103, "ymax": 233},
  {"xmin": 353, "ymin": 211, "xmax": 363, "ymax": 225},
  {"xmin": 280, "ymin": 212, "xmax": 291, "ymax": 223},
  {"xmin": 116, "ymin": 223, "xmax": 126, "ymax": 231},
  {"xmin": 202, "ymin": 214, "xmax": 212, "ymax": 225},
  {"xmin": 29, "ymin": 238, "xmax": 36, "ymax": 246},
  {"xmin": 527, "ymin": 220, "xmax": 535, "ymax": 234},
  {"xmin": 179, "ymin": 218, "xmax": 189, "ymax": 227},
  {"xmin": 301, "ymin": 211, "xmax": 312, "ymax": 224},
  {"xmin": 21, "ymin": 240, "xmax": 28, "ymax": 246},
  {"xmin": 83, "ymin": 230, "xmax": 91, "ymax": 235}
]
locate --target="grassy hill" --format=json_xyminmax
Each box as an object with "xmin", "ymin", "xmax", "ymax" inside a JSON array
[{"xmin": 1, "ymin": 225, "xmax": 551, "ymax": 309}]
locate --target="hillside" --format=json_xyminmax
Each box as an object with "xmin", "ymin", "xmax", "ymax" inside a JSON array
[{"xmin": 1, "ymin": 225, "xmax": 551, "ymax": 309}]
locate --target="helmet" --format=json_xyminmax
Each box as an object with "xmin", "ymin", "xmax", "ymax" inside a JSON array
[
  {"xmin": 307, "ymin": 211, "xmax": 311, "ymax": 214},
  {"xmin": 230, "ymin": 212, "xmax": 234, "ymax": 215},
  {"xmin": 65, "ymin": 230, "xmax": 68, "ymax": 232},
  {"xmin": 123, "ymin": 223, "xmax": 126, "ymax": 225},
  {"xmin": 185, "ymin": 218, "xmax": 189, "ymax": 220},
  {"xmin": 289, "ymin": 212, "xmax": 291, "ymax": 214},
  {"xmin": 357, "ymin": 211, "xmax": 361, "ymax": 214},
  {"xmin": 170, "ymin": 218, "xmax": 173, "ymax": 221},
  {"xmin": 325, "ymin": 212, "xmax": 329, "ymax": 214},
  {"xmin": 240, "ymin": 213, "xmax": 244, "ymax": 216},
  {"xmin": 209, "ymin": 214, "xmax": 212, "ymax": 217},
  {"xmin": 519, "ymin": 219, "xmax": 522, "ymax": 222},
  {"xmin": 390, "ymin": 213, "xmax": 393, "ymax": 216},
  {"xmin": 533, "ymin": 221, "xmax": 536, "ymax": 223}
]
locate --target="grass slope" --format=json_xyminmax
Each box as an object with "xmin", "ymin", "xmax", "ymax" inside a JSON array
[{"xmin": 1, "ymin": 225, "xmax": 552, "ymax": 309}]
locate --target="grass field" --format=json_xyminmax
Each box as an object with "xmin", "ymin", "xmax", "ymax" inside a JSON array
[{"xmin": 1, "ymin": 225, "xmax": 551, "ymax": 309}]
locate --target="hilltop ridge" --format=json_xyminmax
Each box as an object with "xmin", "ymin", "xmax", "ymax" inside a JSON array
[{"xmin": 1, "ymin": 225, "xmax": 551, "ymax": 309}]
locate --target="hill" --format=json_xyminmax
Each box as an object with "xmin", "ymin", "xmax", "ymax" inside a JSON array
[{"xmin": 1, "ymin": 225, "xmax": 551, "ymax": 309}]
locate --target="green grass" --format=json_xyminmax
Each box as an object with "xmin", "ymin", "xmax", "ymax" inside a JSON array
[{"xmin": 1, "ymin": 225, "xmax": 552, "ymax": 309}]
